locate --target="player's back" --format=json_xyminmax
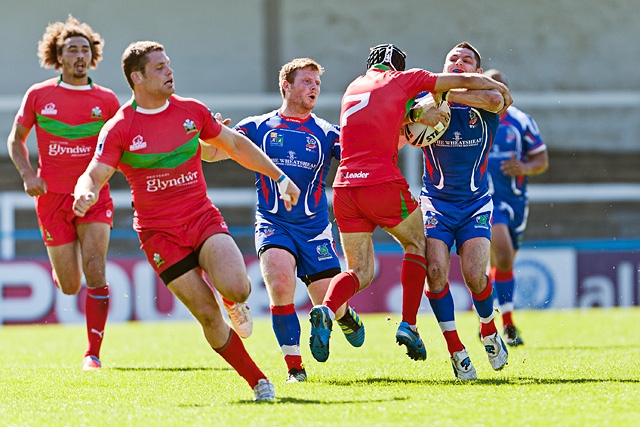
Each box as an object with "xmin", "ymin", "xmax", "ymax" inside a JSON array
[{"xmin": 335, "ymin": 67, "xmax": 437, "ymax": 188}]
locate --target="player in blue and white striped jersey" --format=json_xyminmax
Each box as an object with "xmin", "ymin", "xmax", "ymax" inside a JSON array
[{"xmin": 234, "ymin": 58, "xmax": 364, "ymax": 383}]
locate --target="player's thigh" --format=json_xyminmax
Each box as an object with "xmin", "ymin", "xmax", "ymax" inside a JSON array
[
  {"xmin": 260, "ymin": 247, "xmax": 298, "ymax": 305},
  {"xmin": 46, "ymin": 242, "xmax": 83, "ymax": 294},
  {"xmin": 199, "ymin": 233, "xmax": 251, "ymax": 300},
  {"xmin": 384, "ymin": 208, "xmax": 426, "ymax": 256}
]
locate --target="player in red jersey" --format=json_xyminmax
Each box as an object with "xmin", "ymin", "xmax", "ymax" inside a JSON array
[
  {"xmin": 308, "ymin": 43, "xmax": 511, "ymax": 363},
  {"xmin": 72, "ymin": 41, "xmax": 300, "ymax": 401},
  {"xmin": 7, "ymin": 15, "xmax": 120, "ymax": 371}
]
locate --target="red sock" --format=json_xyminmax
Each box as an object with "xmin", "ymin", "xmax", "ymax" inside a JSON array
[
  {"xmin": 502, "ymin": 311, "xmax": 514, "ymax": 327},
  {"xmin": 85, "ymin": 285, "xmax": 109, "ymax": 358},
  {"xmin": 284, "ymin": 355, "xmax": 303, "ymax": 372},
  {"xmin": 400, "ymin": 253, "xmax": 427, "ymax": 325},
  {"xmin": 214, "ymin": 329, "xmax": 266, "ymax": 388},
  {"xmin": 324, "ymin": 271, "xmax": 360, "ymax": 315}
]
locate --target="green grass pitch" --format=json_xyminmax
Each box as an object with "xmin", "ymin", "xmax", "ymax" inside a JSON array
[{"xmin": 1, "ymin": 308, "xmax": 638, "ymax": 426}]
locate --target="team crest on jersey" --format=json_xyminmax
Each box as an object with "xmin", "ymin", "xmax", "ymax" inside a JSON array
[
  {"xmin": 41, "ymin": 103, "xmax": 57, "ymax": 115},
  {"xmin": 262, "ymin": 227, "xmax": 276, "ymax": 238},
  {"xmin": 90, "ymin": 106, "xmax": 103, "ymax": 119},
  {"xmin": 468, "ymin": 110, "xmax": 479, "ymax": 128},
  {"xmin": 153, "ymin": 253, "xmax": 165, "ymax": 268},
  {"xmin": 305, "ymin": 136, "xmax": 318, "ymax": 152},
  {"xmin": 474, "ymin": 213, "xmax": 490, "ymax": 229},
  {"xmin": 183, "ymin": 119, "xmax": 198, "ymax": 134},
  {"xmin": 424, "ymin": 214, "xmax": 438, "ymax": 229},
  {"xmin": 269, "ymin": 131, "xmax": 284, "ymax": 147},
  {"xmin": 316, "ymin": 243, "xmax": 333, "ymax": 261},
  {"xmin": 130, "ymin": 135, "xmax": 147, "ymax": 151}
]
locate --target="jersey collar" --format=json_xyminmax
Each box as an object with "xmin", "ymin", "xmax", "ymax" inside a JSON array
[
  {"xmin": 370, "ymin": 64, "xmax": 392, "ymax": 71},
  {"xmin": 132, "ymin": 98, "xmax": 170, "ymax": 114},
  {"xmin": 57, "ymin": 75, "xmax": 93, "ymax": 91}
]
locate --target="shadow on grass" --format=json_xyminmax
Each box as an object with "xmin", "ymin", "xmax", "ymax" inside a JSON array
[
  {"xmin": 321, "ymin": 376, "xmax": 640, "ymax": 386},
  {"xmin": 111, "ymin": 366, "xmax": 232, "ymax": 372},
  {"xmin": 234, "ymin": 396, "xmax": 409, "ymax": 405}
]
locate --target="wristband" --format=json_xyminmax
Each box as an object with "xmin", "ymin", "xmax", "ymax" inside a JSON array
[
  {"xmin": 441, "ymin": 91, "xmax": 450, "ymax": 102},
  {"xmin": 277, "ymin": 175, "xmax": 291, "ymax": 200}
]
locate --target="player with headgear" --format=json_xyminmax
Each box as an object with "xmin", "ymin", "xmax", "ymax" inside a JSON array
[{"xmin": 308, "ymin": 43, "xmax": 512, "ymax": 364}]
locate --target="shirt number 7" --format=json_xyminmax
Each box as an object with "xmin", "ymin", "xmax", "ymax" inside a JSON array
[{"xmin": 341, "ymin": 92, "xmax": 370, "ymax": 127}]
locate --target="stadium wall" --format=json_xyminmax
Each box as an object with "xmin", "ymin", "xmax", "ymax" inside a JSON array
[
  {"xmin": 1, "ymin": 0, "xmax": 639, "ymax": 154},
  {"xmin": 2, "ymin": 249, "xmax": 639, "ymax": 325}
]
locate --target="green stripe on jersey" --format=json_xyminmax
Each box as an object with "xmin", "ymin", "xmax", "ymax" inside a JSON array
[
  {"xmin": 36, "ymin": 114, "xmax": 105, "ymax": 140},
  {"xmin": 120, "ymin": 133, "xmax": 201, "ymax": 169}
]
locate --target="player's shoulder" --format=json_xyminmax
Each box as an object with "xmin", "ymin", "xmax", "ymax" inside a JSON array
[
  {"xmin": 309, "ymin": 113, "xmax": 340, "ymax": 134},
  {"xmin": 24, "ymin": 77, "xmax": 59, "ymax": 94},
  {"xmin": 234, "ymin": 110, "xmax": 278, "ymax": 134},
  {"xmin": 504, "ymin": 105, "xmax": 535, "ymax": 127},
  {"xmin": 167, "ymin": 94, "xmax": 211, "ymax": 114},
  {"xmin": 90, "ymin": 81, "xmax": 119, "ymax": 98}
]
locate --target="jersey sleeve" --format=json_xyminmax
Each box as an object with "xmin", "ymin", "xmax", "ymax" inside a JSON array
[
  {"xmin": 523, "ymin": 114, "xmax": 546, "ymax": 155},
  {"xmin": 15, "ymin": 88, "xmax": 37, "ymax": 129},
  {"xmin": 93, "ymin": 113, "xmax": 126, "ymax": 168}
]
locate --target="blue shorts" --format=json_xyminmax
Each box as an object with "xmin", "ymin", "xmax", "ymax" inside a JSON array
[
  {"xmin": 255, "ymin": 217, "xmax": 341, "ymax": 285},
  {"xmin": 420, "ymin": 194, "xmax": 493, "ymax": 253},
  {"xmin": 492, "ymin": 198, "xmax": 529, "ymax": 250}
]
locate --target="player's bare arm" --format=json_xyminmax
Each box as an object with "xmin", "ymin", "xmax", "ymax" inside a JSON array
[
  {"xmin": 201, "ymin": 125, "xmax": 301, "ymax": 208},
  {"xmin": 73, "ymin": 160, "xmax": 116, "ymax": 217},
  {"xmin": 447, "ymin": 89, "xmax": 505, "ymax": 112},
  {"xmin": 200, "ymin": 139, "xmax": 231, "ymax": 162},
  {"xmin": 500, "ymin": 150, "xmax": 549, "ymax": 177},
  {"xmin": 7, "ymin": 121, "xmax": 48, "ymax": 196},
  {"xmin": 434, "ymin": 74, "xmax": 512, "ymax": 113}
]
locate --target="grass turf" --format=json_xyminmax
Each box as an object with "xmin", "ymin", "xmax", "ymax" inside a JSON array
[{"xmin": 1, "ymin": 308, "xmax": 639, "ymax": 426}]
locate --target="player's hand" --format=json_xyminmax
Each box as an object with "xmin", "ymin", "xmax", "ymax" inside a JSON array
[
  {"xmin": 72, "ymin": 192, "xmax": 96, "ymax": 217},
  {"xmin": 214, "ymin": 112, "xmax": 232, "ymax": 126},
  {"xmin": 500, "ymin": 152, "xmax": 526, "ymax": 177},
  {"xmin": 418, "ymin": 105, "xmax": 450, "ymax": 129},
  {"xmin": 23, "ymin": 175, "xmax": 47, "ymax": 197},
  {"xmin": 277, "ymin": 175, "xmax": 300, "ymax": 211}
]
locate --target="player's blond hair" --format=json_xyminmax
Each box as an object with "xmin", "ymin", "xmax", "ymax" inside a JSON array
[
  {"xmin": 278, "ymin": 58, "xmax": 324, "ymax": 98},
  {"xmin": 37, "ymin": 14, "xmax": 104, "ymax": 71}
]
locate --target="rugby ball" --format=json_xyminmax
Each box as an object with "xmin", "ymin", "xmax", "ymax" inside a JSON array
[{"xmin": 403, "ymin": 94, "xmax": 450, "ymax": 147}]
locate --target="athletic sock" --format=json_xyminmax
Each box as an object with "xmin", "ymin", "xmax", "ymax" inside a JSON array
[
  {"xmin": 400, "ymin": 253, "xmax": 427, "ymax": 325},
  {"xmin": 323, "ymin": 271, "xmax": 360, "ymax": 315},
  {"xmin": 271, "ymin": 304, "xmax": 303, "ymax": 371},
  {"xmin": 84, "ymin": 284, "xmax": 109, "ymax": 358},
  {"xmin": 426, "ymin": 283, "xmax": 464, "ymax": 355},
  {"xmin": 472, "ymin": 278, "xmax": 498, "ymax": 338},
  {"xmin": 493, "ymin": 268, "xmax": 515, "ymax": 326},
  {"xmin": 214, "ymin": 328, "xmax": 266, "ymax": 388}
]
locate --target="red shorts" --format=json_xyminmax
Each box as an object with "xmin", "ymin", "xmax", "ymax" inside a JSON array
[
  {"xmin": 138, "ymin": 205, "xmax": 231, "ymax": 280},
  {"xmin": 35, "ymin": 184, "xmax": 114, "ymax": 247},
  {"xmin": 333, "ymin": 180, "xmax": 419, "ymax": 233}
]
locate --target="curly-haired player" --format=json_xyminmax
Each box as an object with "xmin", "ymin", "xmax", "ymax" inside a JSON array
[{"xmin": 7, "ymin": 15, "xmax": 120, "ymax": 371}]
